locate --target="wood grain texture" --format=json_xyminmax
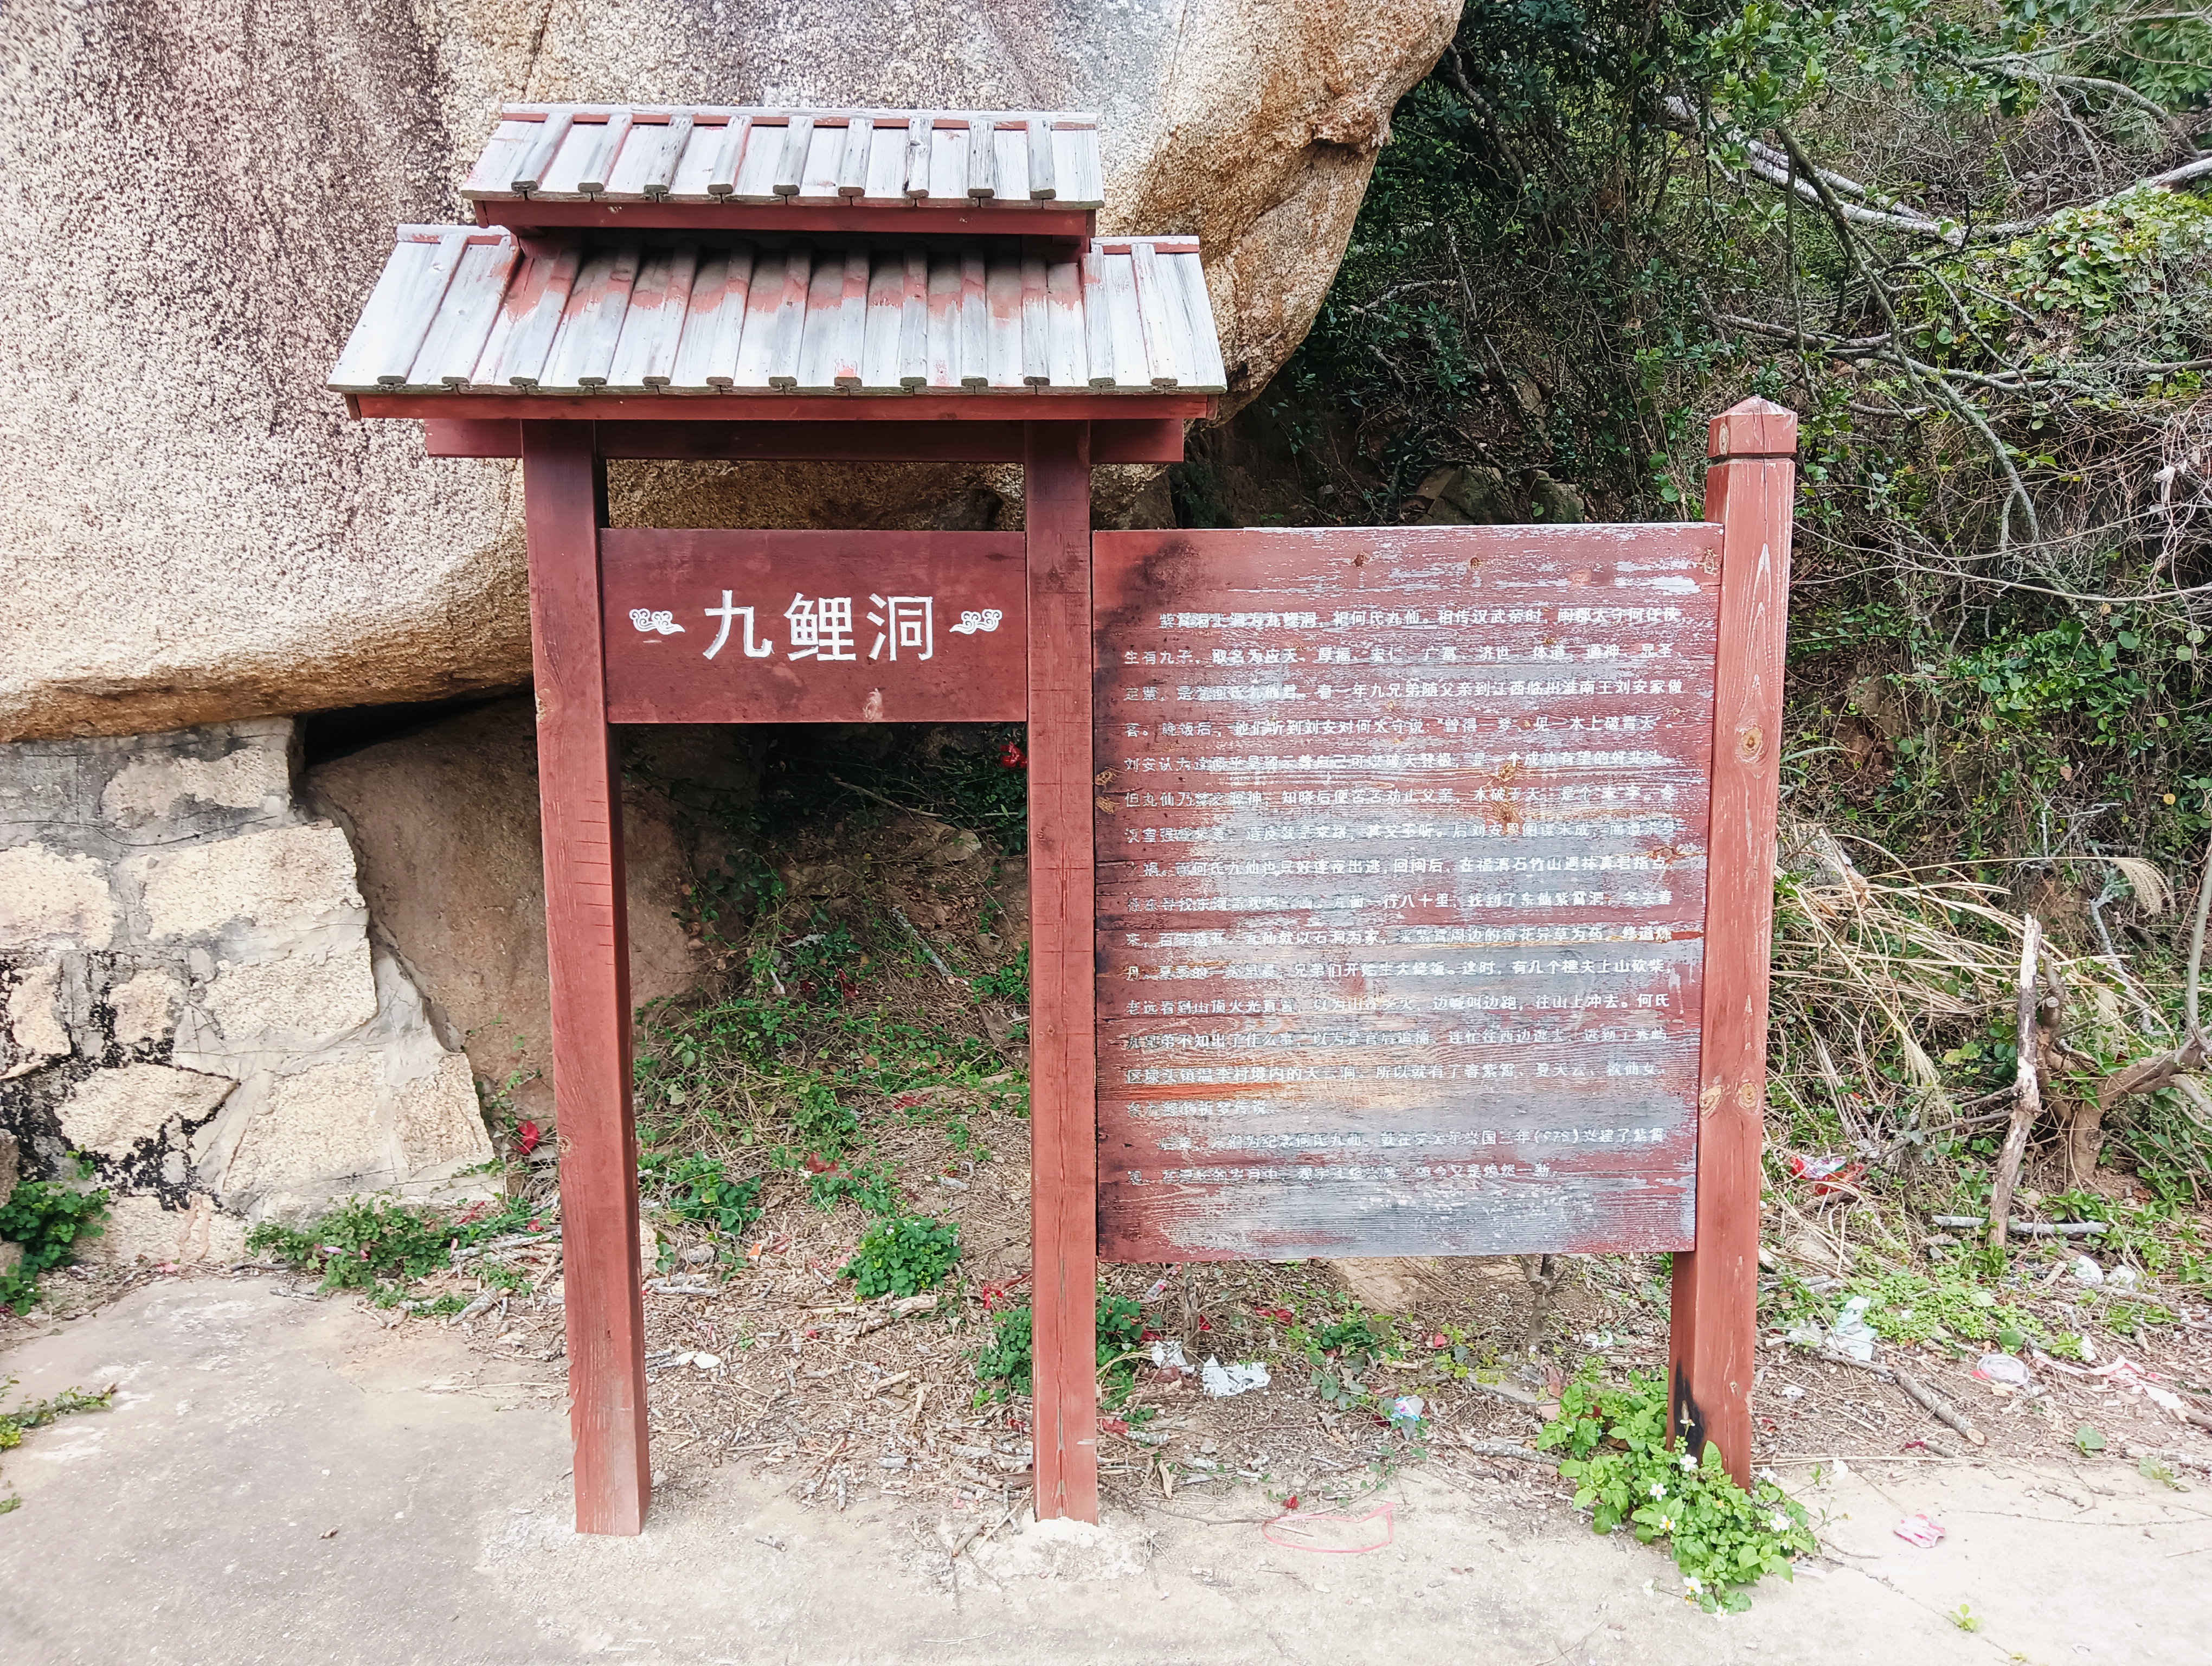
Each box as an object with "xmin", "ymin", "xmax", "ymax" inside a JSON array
[
  {"xmin": 1025, "ymin": 422, "xmax": 1100, "ymax": 1525},
  {"xmin": 1668, "ymin": 398, "xmax": 1796, "ymax": 1488},
  {"xmin": 599, "ymin": 529, "xmax": 1027, "ymax": 723},
  {"xmin": 478, "ymin": 201, "xmax": 1097, "ymax": 238},
  {"xmin": 1092, "ymin": 526, "xmax": 1719, "ymax": 1262},
  {"xmin": 523, "ymin": 422, "xmax": 651, "ymax": 1536}
]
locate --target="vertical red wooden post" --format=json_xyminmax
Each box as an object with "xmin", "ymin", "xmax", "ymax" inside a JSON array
[
  {"xmin": 523, "ymin": 420, "xmax": 652, "ymax": 1535},
  {"xmin": 1024, "ymin": 420, "xmax": 1100, "ymax": 1522},
  {"xmin": 1669, "ymin": 398, "xmax": 1796, "ymax": 1487}
]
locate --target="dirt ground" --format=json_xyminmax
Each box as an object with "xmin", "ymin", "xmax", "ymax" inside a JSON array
[{"xmin": 4, "ymin": 1277, "xmax": 2211, "ymax": 1665}]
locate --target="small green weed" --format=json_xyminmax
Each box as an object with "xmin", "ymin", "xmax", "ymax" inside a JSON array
[
  {"xmin": 807, "ymin": 1158, "xmax": 902, "ymax": 1217},
  {"xmin": 840, "ymin": 1215, "xmax": 960, "ymax": 1299},
  {"xmin": 0, "ymin": 1377, "xmax": 116, "ymax": 1512},
  {"xmin": 1539, "ymin": 1371, "xmax": 1817, "ymax": 1613},
  {"xmin": 245, "ymin": 1195, "xmax": 537, "ymax": 1295},
  {"xmin": 974, "ymin": 1303, "xmax": 1034, "ymax": 1400},
  {"xmin": 972, "ymin": 1289, "xmax": 1153, "ymax": 1404},
  {"xmin": 1949, "ymin": 1603, "xmax": 1982, "ymax": 1634},
  {"xmin": 657, "ymin": 1154, "xmax": 766, "ymax": 1236},
  {"xmin": 0, "ymin": 1181, "xmax": 110, "ymax": 1313},
  {"xmin": 2139, "ymin": 1454, "xmax": 2188, "ymax": 1490},
  {"xmin": 971, "ymin": 944, "xmax": 1029, "ymax": 1003},
  {"xmin": 2074, "ymin": 1424, "xmax": 2108, "ymax": 1454}
]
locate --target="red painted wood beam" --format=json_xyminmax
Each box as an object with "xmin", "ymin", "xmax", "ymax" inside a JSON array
[
  {"xmin": 1669, "ymin": 398, "xmax": 1796, "ymax": 1488},
  {"xmin": 523, "ymin": 421, "xmax": 653, "ymax": 1535},
  {"xmin": 1024, "ymin": 421, "xmax": 1100, "ymax": 1523},
  {"xmin": 362, "ymin": 393, "xmax": 1212, "ymax": 425},
  {"xmin": 475, "ymin": 200, "xmax": 1096, "ymax": 240},
  {"xmin": 423, "ymin": 416, "xmax": 1188, "ymax": 464}
]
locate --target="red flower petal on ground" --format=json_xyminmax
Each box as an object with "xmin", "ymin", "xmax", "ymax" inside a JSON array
[
  {"xmin": 515, "ymin": 1120, "xmax": 542, "ymax": 1155},
  {"xmin": 999, "ymin": 742, "xmax": 1026, "ymax": 770},
  {"xmin": 1282, "ymin": 1495, "xmax": 1300, "ymax": 1512}
]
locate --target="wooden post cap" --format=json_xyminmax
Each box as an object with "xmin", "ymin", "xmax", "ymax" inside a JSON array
[{"xmin": 1708, "ymin": 398, "xmax": 1797, "ymax": 459}]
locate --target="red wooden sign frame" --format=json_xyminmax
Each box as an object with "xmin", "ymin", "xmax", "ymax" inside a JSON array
[{"xmin": 501, "ymin": 401, "xmax": 1790, "ymax": 1536}]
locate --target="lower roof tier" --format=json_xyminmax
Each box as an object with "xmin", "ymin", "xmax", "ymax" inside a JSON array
[{"xmin": 329, "ymin": 228, "xmax": 1226, "ymax": 400}]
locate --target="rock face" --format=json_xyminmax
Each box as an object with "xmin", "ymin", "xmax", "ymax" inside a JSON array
[
  {"xmin": 305, "ymin": 698, "xmax": 748, "ymax": 1124},
  {"xmin": 0, "ymin": 1, "xmax": 1456, "ymax": 743},
  {"xmin": 0, "ymin": 720, "xmax": 494, "ymax": 1249}
]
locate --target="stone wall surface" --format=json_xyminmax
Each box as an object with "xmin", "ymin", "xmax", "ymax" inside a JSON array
[
  {"xmin": 0, "ymin": 0, "xmax": 1456, "ymax": 742},
  {"xmin": 305, "ymin": 699, "xmax": 750, "ymax": 1125},
  {"xmin": 0, "ymin": 720, "xmax": 497, "ymax": 1260}
]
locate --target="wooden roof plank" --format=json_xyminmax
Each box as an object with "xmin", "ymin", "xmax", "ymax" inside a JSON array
[
  {"xmin": 703, "ymin": 114, "xmax": 751, "ymax": 198},
  {"xmin": 897, "ymin": 245, "xmax": 929, "ymax": 389},
  {"xmin": 639, "ymin": 114, "xmax": 694, "ymax": 198},
  {"xmin": 794, "ymin": 251, "xmax": 847, "ymax": 392},
  {"xmin": 795, "ymin": 120, "xmax": 843, "ymax": 200},
  {"xmin": 1026, "ymin": 118, "xmax": 1057, "ymax": 200},
  {"xmin": 1099, "ymin": 247, "xmax": 1152, "ymax": 390},
  {"xmin": 694, "ymin": 242, "xmax": 757, "ymax": 387},
  {"xmin": 511, "ymin": 111, "xmax": 575, "ymax": 193},
  {"xmin": 463, "ymin": 117, "xmax": 540, "ymax": 197},
  {"xmin": 1167, "ymin": 249, "xmax": 1228, "ymax": 393},
  {"xmin": 985, "ymin": 254, "xmax": 1024, "ymax": 389},
  {"xmin": 832, "ymin": 246, "xmax": 870, "ymax": 388},
  {"xmin": 861, "ymin": 121, "xmax": 907, "ymax": 205},
  {"xmin": 732, "ymin": 118, "xmax": 782, "ymax": 203},
  {"xmin": 1019, "ymin": 254, "xmax": 1050, "ymax": 386},
  {"xmin": 1127, "ymin": 240, "xmax": 1184, "ymax": 388},
  {"xmin": 773, "ymin": 115, "xmax": 815, "ymax": 197},
  {"xmin": 484, "ymin": 242, "xmax": 584, "ymax": 387},
  {"xmin": 542, "ymin": 241, "xmax": 642, "ymax": 388},
  {"xmin": 924, "ymin": 252, "xmax": 960, "ymax": 390},
  {"xmin": 766, "ymin": 242, "xmax": 813, "ymax": 388},
  {"xmin": 1045, "ymin": 257, "xmax": 1085, "ymax": 387},
  {"xmin": 1081, "ymin": 250, "xmax": 1115, "ymax": 388},
  {"xmin": 925, "ymin": 125, "xmax": 967, "ymax": 207},
  {"xmin": 958, "ymin": 245, "xmax": 989, "ymax": 388},
  {"xmin": 903, "ymin": 114, "xmax": 933, "ymax": 201},
  {"xmin": 330, "ymin": 239, "xmax": 439, "ymax": 390},
  {"xmin": 409, "ymin": 237, "xmax": 521, "ymax": 386},
  {"xmin": 837, "ymin": 117, "xmax": 873, "ymax": 197},
  {"xmin": 574, "ymin": 112, "xmax": 635, "ymax": 195},
  {"xmin": 362, "ymin": 229, "xmax": 472, "ymax": 385},
  {"xmin": 967, "ymin": 116, "xmax": 997, "ymax": 200},
  {"xmin": 731, "ymin": 248, "xmax": 788, "ymax": 389},
  {"xmin": 858, "ymin": 256, "xmax": 905, "ymax": 392}
]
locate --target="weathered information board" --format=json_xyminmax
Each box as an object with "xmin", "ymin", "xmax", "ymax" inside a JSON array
[{"xmin": 1093, "ymin": 526, "xmax": 1722, "ymax": 1261}]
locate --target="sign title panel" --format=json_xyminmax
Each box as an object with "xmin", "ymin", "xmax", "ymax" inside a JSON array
[
  {"xmin": 1093, "ymin": 526, "xmax": 1722, "ymax": 1260},
  {"xmin": 601, "ymin": 530, "xmax": 1026, "ymax": 724}
]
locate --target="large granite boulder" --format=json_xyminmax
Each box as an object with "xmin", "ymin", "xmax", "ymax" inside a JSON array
[{"xmin": 0, "ymin": 1, "xmax": 1456, "ymax": 743}]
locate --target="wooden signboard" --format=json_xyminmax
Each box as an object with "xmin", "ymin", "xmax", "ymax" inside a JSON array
[
  {"xmin": 1090, "ymin": 526, "xmax": 1719, "ymax": 1261},
  {"xmin": 600, "ymin": 529, "xmax": 1026, "ymax": 724}
]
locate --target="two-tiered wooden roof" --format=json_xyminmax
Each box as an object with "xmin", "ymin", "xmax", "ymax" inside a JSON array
[{"xmin": 331, "ymin": 105, "xmax": 1225, "ymax": 426}]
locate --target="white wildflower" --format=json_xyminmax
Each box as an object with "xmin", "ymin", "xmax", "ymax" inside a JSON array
[
  {"xmin": 1770, "ymin": 1512, "xmax": 1792, "ymax": 1534},
  {"xmin": 1649, "ymin": 1481, "xmax": 1666, "ymax": 1497}
]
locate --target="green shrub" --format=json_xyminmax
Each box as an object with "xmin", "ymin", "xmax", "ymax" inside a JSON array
[
  {"xmin": 1539, "ymin": 1372, "xmax": 1816, "ymax": 1613},
  {"xmin": 0, "ymin": 1182, "xmax": 110, "ymax": 1313},
  {"xmin": 840, "ymin": 1215, "xmax": 960, "ymax": 1299}
]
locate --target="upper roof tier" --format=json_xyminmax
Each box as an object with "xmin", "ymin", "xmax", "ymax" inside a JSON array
[{"xmin": 462, "ymin": 106, "xmax": 1104, "ymax": 230}]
